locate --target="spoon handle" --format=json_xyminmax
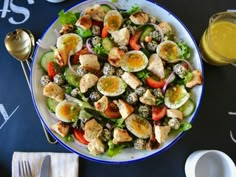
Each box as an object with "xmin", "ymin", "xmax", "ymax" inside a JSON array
[{"xmin": 20, "ymin": 60, "xmax": 57, "ymax": 144}]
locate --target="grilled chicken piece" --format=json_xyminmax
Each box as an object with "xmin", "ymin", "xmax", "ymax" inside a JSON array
[
  {"xmin": 43, "ymin": 82, "xmax": 64, "ymax": 102},
  {"xmin": 112, "ymin": 127, "xmax": 132, "ymax": 144},
  {"xmin": 158, "ymin": 22, "xmax": 173, "ymax": 35},
  {"xmin": 84, "ymin": 4, "xmax": 106, "ymax": 22},
  {"xmin": 94, "ymin": 96, "xmax": 109, "ymax": 112},
  {"xmin": 76, "ymin": 15, "xmax": 92, "ymax": 30},
  {"xmin": 108, "ymin": 47, "xmax": 125, "ymax": 67},
  {"xmin": 51, "ymin": 121, "xmax": 69, "ymax": 137},
  {"xmin": 139, "ymin": 89, "xmax": 156, "ymax": 106},
  {"xmin": 111, "ymin": 28, "xmax": 130, "ymax": 46},
  {"xmin": 129, "ymin": 12, "xmax": 149, "ymax": 25},
  {"xmin": 84, "ymin": 119, "xmax": 103, "ymax": 142},
  {"xmin": 87, "ymin": 138, "xmax": 105, "ymax": 155},
  {"xmin": 147, "ymin": 54, "xmax": 165, "ymax": 79},
  {"xmin": 121, "ymin": 72, "xmax": 142, "ymax": 89},
  {"xmin": 113, "ymin": 99, "xmax": 134, "ymax": 119},
  {"xmin": 79, "ymin": 73, "xmax": 98, "ymax": 93},
  {"xmin": 154, "ymin": 125, "xmax": 171, "ymax": 144},
  {"xmin": 186, "ymin": 70, "xmax": 203, "ymax": 88},
  {"xmin": 79, "ymin": 54, "xmax": 100, "ymax": 72},
  {"xmin": 167, "ymin": 109, "xmax": 183, "ymax": 120}
]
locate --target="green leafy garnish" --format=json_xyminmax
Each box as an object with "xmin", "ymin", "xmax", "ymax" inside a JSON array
[
  {"xmin": 115, "ymin": 118, "xmax": 126, "ymax": 128},
  {"xmin": 94, "ymin": 43, "xmax": 109, "ymax": 56},
  {"xmin": 75, "ymin": 27, "xmax": 92, "ymax": 38},
  {"xmin": 127, "ymin": 4, "xmax": 142, "ymax": 15},
  {"xmin": 79, "ymin": 109, "xmax": 93, "ymax": 121},
  {"xmin": 106, "ymin": 140, "xmax": 129, "ymax": 157},
  {"xmin": 58, "ymin": 10, "xmax": 77, "ymax": 25},
  {"xmin": 156, "ymin": 98, "xmax": 164, "ymax": 106},
  {"xmin": 136, "ymin": 70, "xmax": 150, "ymax": 81},
  {"xmin": 111, "ymin": 0, "xmax": 118, "ymax": 2},
  {"xmin": 177, "ymin": 41, "xmax": 191, "ymax": 59}
]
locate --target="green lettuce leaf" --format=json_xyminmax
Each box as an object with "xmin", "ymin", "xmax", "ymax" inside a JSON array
[{"xmin": 58, "ymin": 10, "xmax": 77, "ymax": 25}]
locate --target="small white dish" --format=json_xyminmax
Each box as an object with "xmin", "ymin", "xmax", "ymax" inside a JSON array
[
  {"xmin": 46, "ymin": 0, "xmax": 65, "ymax": 3},
  {"xmin": 185, "ymin": 150, "xmax": 236, "ymax": 177}
]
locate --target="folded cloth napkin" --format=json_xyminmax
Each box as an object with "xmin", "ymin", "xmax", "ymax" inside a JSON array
[{"xmin": 12, "ymin": 152, "xmax": 79, "ymax": 177}]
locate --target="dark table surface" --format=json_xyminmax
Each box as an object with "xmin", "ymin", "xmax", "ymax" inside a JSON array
[{"xmin": 0, "ymin": 0, "xmax": 236, "ymax": 177}]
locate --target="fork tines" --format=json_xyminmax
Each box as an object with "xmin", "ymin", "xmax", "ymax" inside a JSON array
[{"xmin": 18, "ymin": 161, "xmax": 32, "ymax": 177}]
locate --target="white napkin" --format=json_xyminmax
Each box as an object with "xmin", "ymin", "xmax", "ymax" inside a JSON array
[{"xmin": 12, "ymin": 152, "xmax": 79, "ymax": 177}]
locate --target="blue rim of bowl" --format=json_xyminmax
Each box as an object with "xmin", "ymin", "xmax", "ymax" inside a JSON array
[{"xmin": 30, "ymin": 0, "xmax": 204, "ymax": 164}]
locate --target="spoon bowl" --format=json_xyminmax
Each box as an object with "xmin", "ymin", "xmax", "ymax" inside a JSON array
[{"xmin": 5, "ymin": 29, "xmax": 33, "ymax": 61}]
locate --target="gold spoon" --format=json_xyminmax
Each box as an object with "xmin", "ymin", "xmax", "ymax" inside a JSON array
[{"xmin": 4, "ymin": 28, "xmax": 57, "ymax": 144}]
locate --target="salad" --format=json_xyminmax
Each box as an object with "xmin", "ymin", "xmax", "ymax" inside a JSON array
[{"xmin": 38, "ymin": 1, "xmax": 203, "ymax": 157}]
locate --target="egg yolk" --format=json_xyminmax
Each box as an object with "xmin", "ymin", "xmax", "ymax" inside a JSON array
[
  {"xmin": 161, "ymin": 43, "xmax": 179, "ymax": 60},
  {"xmin": 168, "ymin": 86, "xmax": 185, "ymax": 103},
  {"xmin": 62, "ymin": 35, "xmax": 79, "ymax": 53},
  {"xmin": 107, "ymin": 16, "xmax": 121, "ymax": 31},
  {"xmin": 59, "ymin": 104, "xmax": 79, "ymax": 121},
  {"xmin": 100, "ymin": 77, "xmax": 119, "ymax": 93},
  {"xmin": 127, "ymin": 54, "xmax": 144, "ymax": 69}
]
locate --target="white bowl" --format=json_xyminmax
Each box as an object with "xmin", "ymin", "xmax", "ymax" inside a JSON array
[
  {"xmin": 30, "ymin": 0, "xmax": 204, "ymax": 163},
  {"xmin": 185, "ymin": 150, "xmax": 236, "ymax": 177}
]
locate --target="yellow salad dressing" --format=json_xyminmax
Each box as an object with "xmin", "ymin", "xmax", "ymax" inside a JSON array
[{"xmin": 200, "ymin": 20, "xmax": 236, "ymax": 65}]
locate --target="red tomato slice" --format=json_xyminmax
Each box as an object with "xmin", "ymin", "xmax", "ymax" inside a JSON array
[
  {"xmin": 104, "ymin": 102, "xmax": 121, "ymax": 119},
  {"xmin": 152, "ymin": 106, "xmax": 167, "ymax": 121},
  {"xmin": 129, "ymin": 30, "xmax": 142, "ymax": 50},
  {"xmin": 73, "ymin": 128, "xmax": 89, "ymax": 145},
  {"xmin": 47, "ymin": 61, "xmax": 58, "ymax": 80},
  {"xmin": 101, "ymin": 26, "xmax": 109, "ymax": 38},
  {"xmin": 145, "ymin": 77, "xmax": 165, "ymax": 89}
]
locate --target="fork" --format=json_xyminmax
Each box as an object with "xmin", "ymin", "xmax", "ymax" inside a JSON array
[{"xmin": 18, "ymin": 161, "xmax": 32, "ymax": 177}]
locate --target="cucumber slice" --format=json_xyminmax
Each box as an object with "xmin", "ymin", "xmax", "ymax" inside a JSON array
[
  {"xmin": 47, "ymin": 97, "xmax": 59, "ymax": 113},
  {"xmin": 40, "ymin": 51, "xmax": 56, "ymax": 72},
  {"xmin": 140, "ymin": 25, "xmax": 154, "ymax": 42},
  {"xmin": 178, "ymin": 99, "xmax": 195, "ymax": 117},
  {"xmin": 64, "ymin": 65, "xmax": 80, "ymax": 88},
  {"xmin": 102, "ymin": 37, "xmax": 115, "ymax": 52},
  {"xmin": 100, "ymin": 4, "xmax": 112, "ymax": 13}
]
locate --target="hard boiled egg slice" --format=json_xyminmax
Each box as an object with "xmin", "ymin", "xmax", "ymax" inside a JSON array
[
  {"xmin": 56, "ymin": 33, "xmax": 83, "ymax": 56},
  {"xmin": 156, "ymin": 40, "xmax": 181, "ymax": 63},
  {"xmin": 104, "ymin": 10, "xmax": 123, "ymax": 32},
  {"xmin": 164, "ymin": 85, "xmax": 190, "ymax": 109},
  {"xmin": 125, "ymin": 114, "xmax": 152, "ymax": 139},
  {"xmin": 121, "ymin": 50, "xmax": 148, "ymax": 72},
  {"xmin": 55, "ymin": 100, "xmax": 80, "ymax": 122},
  {"xmin": 97, "ymin": 76, "xmax": 126, "ymax": 97}
]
